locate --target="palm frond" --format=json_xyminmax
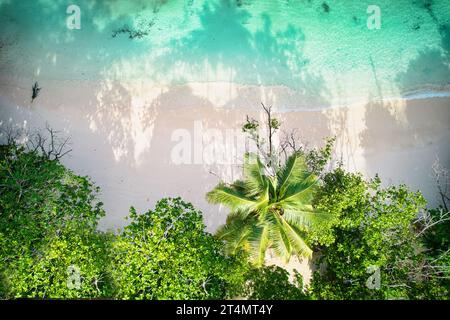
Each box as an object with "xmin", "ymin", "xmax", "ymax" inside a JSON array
[
  {"xmin": 277, "ymin": 153, "xmax": 310, "ymax": 198},
  {"xmin": 278, "ymin": 213, "xmax": 313, "ymax": 258},
  {"xmin": 216, "ymin": 215, "xmax": 252, "ymax": 255},
  {"xmin": 283, "ymin": 208, "xmax": 331, "ymax": 230},
  {"xmin": 230, "ymin": 179, "xmax": 247, "ymax": 192},
  {"xmin": 243, "ymin": 153, "xmax": 268, "ymax": 197},
  {"xmin": 227, "ymin": 209, "xmax": 253, "ymax": 221},
  {"xmin": 271, "ymin": 212, "xmax": 293, "ymax": 263},
  {"xmin": 206, "ymin": 182, "xmax": 256, "ymax": 212},
  {"xmin": 248, "ymin": 222, "xmax": 271, "ymax": 266},
  {"xmin": 277, "ymin": 174, "xmax": 318, "ymax": 208}
]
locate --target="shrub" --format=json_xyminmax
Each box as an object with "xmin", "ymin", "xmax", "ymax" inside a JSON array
[
  {"xmin": 309, "ymin": 168, "xmax": 449, "ymax": 300},
  {"xmin": 109, "ymin": 198, "xmax": 245, "ymax": 299},
  {"xmin": 0, "ymin": 143, "xmax": 109, "ymax": 298}
]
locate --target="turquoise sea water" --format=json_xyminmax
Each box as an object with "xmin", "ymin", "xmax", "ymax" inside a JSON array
[{"xmin": 0, "ymin": 0, "xmax": 449, "ymax": 109}]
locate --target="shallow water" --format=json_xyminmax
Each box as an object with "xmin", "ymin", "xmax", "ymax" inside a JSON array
[{"xmin": 0, "ymin": 0, "xmax": 449, "ymax": 110}]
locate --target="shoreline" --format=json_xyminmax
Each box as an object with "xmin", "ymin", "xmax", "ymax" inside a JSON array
[
  {"xmin": 0, "ymin": 90, "xmax": 449, "ymax": 231},
  {"xmin": 1, "ymin": 73, "xmax": 449, "ymax": 112}
]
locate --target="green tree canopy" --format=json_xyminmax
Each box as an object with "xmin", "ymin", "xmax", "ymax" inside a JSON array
[
  {"xmin": 109, "ymin": 197, "xmax": 246, "ymax": 299},
  {"xmin": 0, "ymin": 142, "xmax": 111, "ymax": 298},
  {"xmin": 309, "ymin": 168, "xmax": 449, "ymax": 300}
]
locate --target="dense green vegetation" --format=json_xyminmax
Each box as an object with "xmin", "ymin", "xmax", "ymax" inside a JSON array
[
  {"xmin": 0, "ymin": 142, "xmax": 112, "ymax": 298},
  {"xmin": 309, "ymin": 169, "xmax": 449, "ymax": 299},
  {"xmin": 0, "ymin": 119, "xmax": 448, "ymax": 299},
  {"xmin": 109, "ymin": 198, "xmax": 244, "ymax": 299}
]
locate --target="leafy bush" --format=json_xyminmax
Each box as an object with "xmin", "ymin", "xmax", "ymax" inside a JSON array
[
  {"xmin": 0, "ymin": 142, "xmax": 300, "ymax": 300},
  {"xmin": 109, "ymin": 198, "xmax": 246, "ymax": 299},
  {"xmin": 309, "ymin": 168, "xmax": 449, "ymax": 300},
  {"xmin": 2, "ymin": 227, "xmax": 113, "ymax": 298},
  {"xmin": 0, "ymin": 143, "xmax": 110, "ymax": 298}
]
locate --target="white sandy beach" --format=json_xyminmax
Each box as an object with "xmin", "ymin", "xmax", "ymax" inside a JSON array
[
  {"xmin": 1, "ymin": 78, "xmax": 449, "ymax": 230},
  {"xmin": 1, "ymin": 77, "xmax": 449, "ymax": 284}
]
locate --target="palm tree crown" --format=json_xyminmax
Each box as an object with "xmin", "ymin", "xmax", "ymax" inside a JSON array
[{"xmin": 206, "ymin": 152, "xmax": 328, "ymax": 266}]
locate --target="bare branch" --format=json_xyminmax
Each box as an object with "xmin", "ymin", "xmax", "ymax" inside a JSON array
[
  {"xmin": 416, "ymin": 208, "xmax": 450, "ymax": 237},
  {"xmin": 432, "ymin": 157, "xmax": 449, "ymax": 211},
  {"xmin": 1, "ymin": 124, "xmax": 72, "ymax": 160}
]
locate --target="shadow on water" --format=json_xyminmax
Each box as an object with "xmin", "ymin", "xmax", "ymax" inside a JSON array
[
  {"xmin": 84, "ymin": 0, "xmax": 331, "ymax": 168},
  {"xmin": 0, "ymin": 0, "xmax": 157, "ymax": 80},
  {"xmin": 394, "ymin": 9, "xmax": 450, "ymax": 140},
  {"xmin": 151, "ymin": 0, "xmax": 329, "ymax": 109},
  {"xmin": 359, "ymin": 14, "xmax": 450, "ymax": 203},
  {"xmin": 396, "ymin": 1, "xmax": 450, "ymax": 92}
]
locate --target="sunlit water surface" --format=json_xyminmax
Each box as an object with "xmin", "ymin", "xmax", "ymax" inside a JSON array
[{"xmin": 0, "ymin": 0, "xmax": 449, "ymax": 110}]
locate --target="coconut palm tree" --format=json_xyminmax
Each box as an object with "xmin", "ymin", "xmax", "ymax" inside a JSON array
[{"xmin": 206, "ymin": 152, "xmax": 328, "ymax": 266}]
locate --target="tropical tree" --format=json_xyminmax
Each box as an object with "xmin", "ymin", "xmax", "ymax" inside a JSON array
[
  {"xmin": 309, "ymin": 168, "xmax": 449, "ymax": 300},
  {"xmin": 109, "ymin": 198, "xmax": 246, "ymax": 300},
  {"xmin": 206, "ymin": 152, "xmax": 329, "ymax": 266},
  {"xmin": 0, "ymin": 133, "xmax": 111, "ymax": 298}
]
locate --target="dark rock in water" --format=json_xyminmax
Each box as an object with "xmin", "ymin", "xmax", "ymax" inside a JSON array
[
  {"xmin": 322, "ymin": 2, "xmax": 330, "ymax": 13},
  {"xmin": 31, "ymin": 82, "xmax": 41, "ymax": 102}
]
